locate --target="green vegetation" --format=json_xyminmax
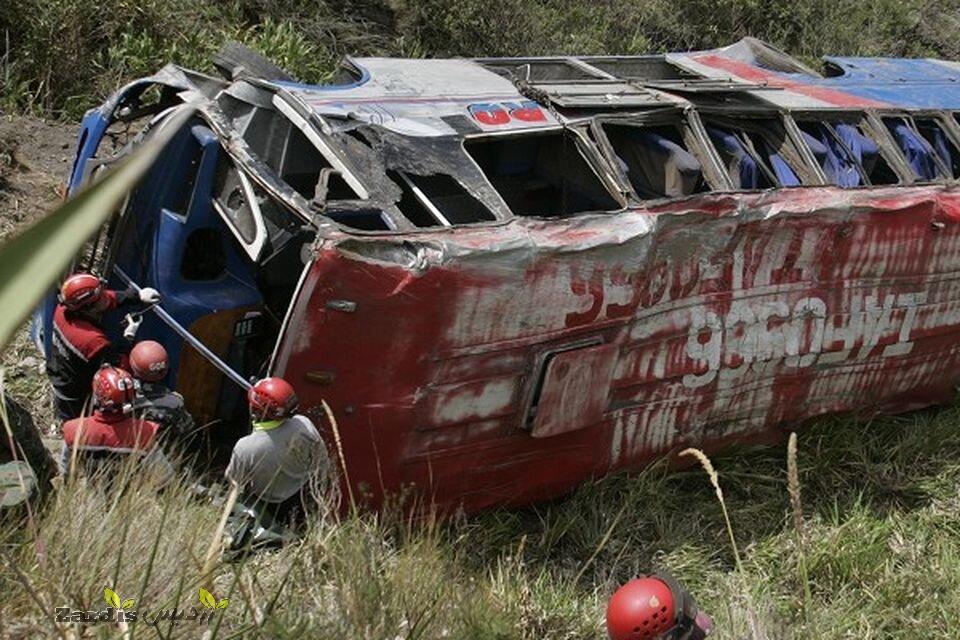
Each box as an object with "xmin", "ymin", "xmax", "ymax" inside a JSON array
[
  {"xmin": 0, "ymin": 106, "xmax": 193, "ymax": 347},
  {"xmin": 3, "ymin": 0, "xmax": 960, "ymax": 119},
  {"xmin": 4, "ymin": 3, "xmax": 960, "ymax": 638},
  {"xmin": 4, "ymin": 406, "xmax": 960, "ymax": 638}
]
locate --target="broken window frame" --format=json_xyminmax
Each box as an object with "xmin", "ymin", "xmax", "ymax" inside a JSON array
[
  {"xmin": 270, "ymin": 94, "xmax": 369, "ymax": 202},
  {"xmin": 575, "ymin": 55, "xmax": 696, "ymax": 82},
  {"xmin": 879, "ymin": 111, "xmax": 960, "ymax": 182},
  {"xmin": 319, "ymin": 126, "xmax": 509, "ymax": 233},
  {"xmin": 589, "ymin": 107, "xmax": 732, "ymax": 202},
  {"xmin": 788, "ymin": 111, "xmax": 915, "ymax": 187},
  {"xmin": 216, "ymin": 84, "xmax": 407, "ymax": 234},
  {"xmin": 697, "ymin": 112, "xmax": 818, "ymax": 189},
  {"xmin": 189, "ymin": 94, "xmax": 324, "ymax": 238},
  {"xmin": 324, "ymin": 166, "xmax": 503, "ymax": 234},
  {"xmin": 391, "ymin": 171, "xmax": 486, "ymax": 228},
  {"xmin": 461, "ymin": 123, "xmax": 627, "ymax": 219},
  {"xmin": 258, "ymin": 89, "xmax": 510, "ymax": 234},
  {"xmin": 477, "ymin": 57, "xmax": 611, "ymax": 83},
  {"xmin": 917, "ymin": 111, "xmax": 960, "ymax": 179},
  {"xmin": 210, "ymin": 152, "xmax": 269, "ymax": 261}
]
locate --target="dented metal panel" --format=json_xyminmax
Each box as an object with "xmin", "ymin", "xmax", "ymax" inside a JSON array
[
  {"xmin": 273, "ymin": 184, "xmax": 960, "ymax": 513},
  {"xmin": 61, "ymin": 38, "xmax": 960, "ymax": 515},
  {"xmin": 290, "ymin": 58, "xmax": 559, "ymax": 137},
  {"xmin": 667, "ymin": 52, "xmax": 890, "ymax": 110},
  {"xmin": 530, "ymin": 342, "xmax": 618, "ymax": 438}
]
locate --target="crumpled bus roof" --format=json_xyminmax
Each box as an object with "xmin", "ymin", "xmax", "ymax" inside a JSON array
[
  {"xmin": 669, "ymin": 38, "xmax": 960, "ymax": 110},
  {"xmin": 279, "ymin": 58, "xmax": 563, "ymax": 137},
  {"xmin": 268, "ymin": 38, "xmax": 960, "ymax": 140}
]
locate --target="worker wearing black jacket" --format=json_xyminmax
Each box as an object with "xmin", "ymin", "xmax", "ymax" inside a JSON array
[{"xmin": 46, "ymin": 272, "xmax": 160, "ymax": 421}]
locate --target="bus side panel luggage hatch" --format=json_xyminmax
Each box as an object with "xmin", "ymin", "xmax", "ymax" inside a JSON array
[{"xmin": 526, "ymin": 342, "xmax": 618, "ymax": 438}]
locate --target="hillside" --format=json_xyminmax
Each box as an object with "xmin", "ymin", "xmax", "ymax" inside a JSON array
[
  {"xmin": 5, "ymin": 3, "xmax": 960, "ymax": 637},
  {"xmin": 2, "ymin": 113, "xmax": 960, "ymax": 639},
  {"xmin": 4, "ymin": 0, "xmax": 960, "ymax": 120}
]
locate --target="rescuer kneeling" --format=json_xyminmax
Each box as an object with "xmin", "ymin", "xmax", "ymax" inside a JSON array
[
  {"xmin": 129, "ymin": 340, "xmax": 196, "ymax": 451},
  {"xmin": 60, "ymin": 365, "xmax": 174, "ymax": 485},
  {"xmin": 223, "ymin": 377, "xmax": 328, "ymax": 553},
  {"xmin": 46, "ymin": 272, "xmax": 160, "ymax": 421},
  {"xmin": 606, "ymin": 573, "xmax": 714, "ymax": 640}
]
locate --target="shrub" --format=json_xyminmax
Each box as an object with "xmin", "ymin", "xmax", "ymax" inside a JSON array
[{"xmin": 3, "ymin": 0, "xmax": 960, "ymax": 119}]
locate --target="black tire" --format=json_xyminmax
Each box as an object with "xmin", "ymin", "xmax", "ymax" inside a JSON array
[{"xmin": 213, "ymin": 41, "xmax": 294, "ymax": 83}]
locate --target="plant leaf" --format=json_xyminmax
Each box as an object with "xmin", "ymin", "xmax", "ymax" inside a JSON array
[
  {"xmin": 0, "ymin": 105, "xmax": 195, "ymax": 350},
  {"xmin": 103, "ymin": 587, "xmax": 121, "ymax": 609},
  {"xmin": 121, "ymin": 598, "xmax": 135, "ymax": 610},
  {"xmin": 216, "ymin": 598, "xmax": 229, "ymax": 609},
  {"xmin": 199, "ymin": 587, "xmax": 217, "ymax": 609}
]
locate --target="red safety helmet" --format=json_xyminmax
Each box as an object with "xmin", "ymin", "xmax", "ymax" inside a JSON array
[
  {"xmin": 92, "ymin": 365, "xmax": 136, "ymax": 413},
  {"xmin": 59, "ymin": 273, "xmax": 104, "ymax": 311},
  {"xmin": 606, "ymin": 577, "xmax": 677, "ymax": 640},
  {"xmin": 248, "ymin": 377, "xmax": 298, "ymax": 420},
  {"xmin": 129, "ymin": 340, "xmax": 169, "ymax": 382}
]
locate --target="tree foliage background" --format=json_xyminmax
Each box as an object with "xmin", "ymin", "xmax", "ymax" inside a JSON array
[
  {"xmin": 5, "ymin": 3, "xmax": 960, "ymax": 638},
  {"xmin": 3, "ymin": 0, "xmax": 960, "ymax": 119}
]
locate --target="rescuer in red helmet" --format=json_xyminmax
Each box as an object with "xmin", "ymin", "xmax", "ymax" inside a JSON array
[
  {"xmin": 46, "ymin": 272, "xmax": 161, "ymax": 421},
  {"xmin": 59, "ymin": 365, "xmax": 174, "ymax": 484},
  {"xmin": 224, "ymin": 377, "xmax": 327, "ymax": 523},
  {"xmin": 129, "ymin": 340, "xmax": 195, "ymax": 447},
  {"xmin": 606, "ymin": 573, "xmax": 714, "ymax": 640}
]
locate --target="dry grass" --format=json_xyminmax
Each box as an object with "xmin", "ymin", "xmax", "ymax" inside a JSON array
[
  {"xmin": 4, "ymin": 400, "xmax": 960, "ymax": 638},
  {"xmin": 680, "ymin": 447, "xmax": 742, "ymax": 573},
  {"xmin": 4, "ymin": 8, "xmax": 960, "ymax": 634}
]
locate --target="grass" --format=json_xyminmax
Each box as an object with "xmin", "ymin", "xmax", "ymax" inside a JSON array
[
  {"xmin": 3, "ymin": 0, "xmax": 960, "ymax": 119},
  {"xmin": 4, "ymin": 4, "xmax": 960, "ymax": 636},
  {"xmin": 3, "ymin": 395, "xmax": 960, "ymax": 638}
]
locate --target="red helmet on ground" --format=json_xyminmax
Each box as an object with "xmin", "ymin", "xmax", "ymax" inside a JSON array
[
  {"xmin": 60, "ymin": 273, "xmax": 104, "ymax": 311},
  {"xmin": 92, "ymin": 365, "xmax": 136, "ymax": 413},
  {"xmin": 248, "ymin": 377, "xmax": 298, "ymax": 420},
  {"xmin": 130, "ymin": 340, "xmax": 169, "ymax": 382},
  {"xmin": 606, "ymin": 577, "xmax": 677, "ymax": 640}
]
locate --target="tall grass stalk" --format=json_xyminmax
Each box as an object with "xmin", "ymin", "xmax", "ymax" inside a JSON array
[
  {"xmin": 323, "ymin": 399, "xmax": 355, "ymax": 510},
  {"xmin": 680, "ymin": 447, "xmax": 743, "ymax": 572},
  {"xmin": 130, "ymin": 496, "xmax": 172, "ymax": 639},
  {"xmin": 787, "ymin": 432, "xmax": 813, "ymax": 633},
  {"xmin": 2, "ymin": 550, "xmax": 68, "ymax": 639},
  {"xmin": 573, "ymin": 501, "xmax": 626, "ymax": 585},
  {"xmin": 201, "ymin": 481, "xmax": 239, "ymax": 583}
]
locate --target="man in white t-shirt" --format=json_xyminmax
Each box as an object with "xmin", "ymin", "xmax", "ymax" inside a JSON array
[{"xmin": 225, "ymin": 377, "xmax": 328, "ymax": 519}]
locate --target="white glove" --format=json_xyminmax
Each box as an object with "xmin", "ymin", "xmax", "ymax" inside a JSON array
[
  {"xmin": 123, "ymin": 314, "xmax": 143, "ymax": 341},
  {"xmin": 139, "ymin": 287, "xmax": 161, "ymax": 305}
]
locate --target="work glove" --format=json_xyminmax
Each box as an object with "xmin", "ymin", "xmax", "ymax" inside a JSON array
[
  {"xmin": 139, "ymin": 287, "xmax": 161, "ymax": 305},
  {"xmin": 123, "ymin": 314, "xmax": 143, "ymax": 341},
  {"xmin": 119, "ymin": 285, "xmax": 139, "ymax": 304}
]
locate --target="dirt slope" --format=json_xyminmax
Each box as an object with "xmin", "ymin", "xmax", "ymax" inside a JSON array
[{"xmin": 0, "ymin": 113, "xmax": 79, "ymax": 431}]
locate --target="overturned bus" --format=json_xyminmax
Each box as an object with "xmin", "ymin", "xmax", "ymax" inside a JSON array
[{"xmin": 36, "ymin": 38, "xmax": 960, "ymax": 513}]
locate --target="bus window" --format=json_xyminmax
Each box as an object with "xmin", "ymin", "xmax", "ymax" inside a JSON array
[
  {"xmin": 466, "ymin": 129, "xmax": 619, "ymax": 217},
  {"xmin": 798, "ymin": 121, "xmax": 898, "ymax": 187},
  {"xmin": 704, "ymin": 121, "xmax": 802, "ymax": 189},
  {"xmin": 601, "ymin": 123, "xmax": 707, "ymax": 199},
  {"xmin": 884, "ymin": 117, "xmax": 952, "ymax": 181}
]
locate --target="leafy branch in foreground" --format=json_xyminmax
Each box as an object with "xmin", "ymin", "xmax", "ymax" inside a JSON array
[{"xmin": 0, "ymin": 105, "xmax": 195, "ymax": 350}]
